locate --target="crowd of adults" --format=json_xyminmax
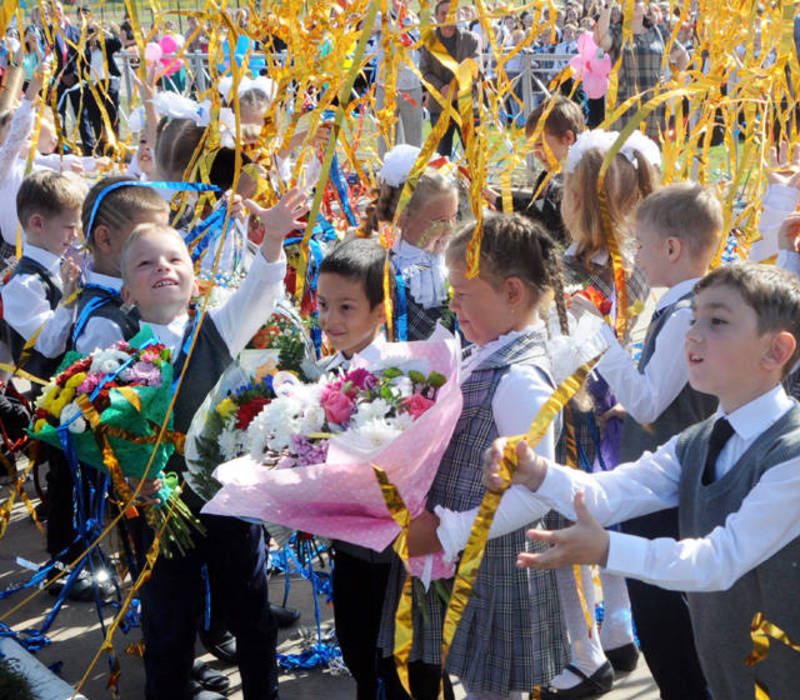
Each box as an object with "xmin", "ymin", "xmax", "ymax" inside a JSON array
[{"xmin": 0, "ymin": 1, "xmax": 797, "ymax": 158}]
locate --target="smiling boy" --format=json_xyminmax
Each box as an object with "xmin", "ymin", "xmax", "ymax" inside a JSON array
[{"xmin": 484, "ymin": 263, "xmax": 800, "ymax": 698}]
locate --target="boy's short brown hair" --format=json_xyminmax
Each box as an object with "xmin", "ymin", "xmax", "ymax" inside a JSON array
[
  {"xmin": 82, "ymin": 176, "xmax": 170, "ymax": 251},
  {"xmin": 525, "ymin": 96, "xmax": 585, "ymax": 139},
  {"xmin": 695, "ymin": 263, "xmax": 800, "ymax": 373},
  {"xmin": 17, "ymin": 171, "xmax": 86, "ymax": 228},
  {"xmin": 636, "ymin": 182, "xmax": 723, "ymax": 258}
]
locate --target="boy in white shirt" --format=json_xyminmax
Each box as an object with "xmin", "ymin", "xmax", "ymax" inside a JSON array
[
  {"xmin": 120, "ymin": 188, "xmax": 307, "ymax": 700},
  {"xmin": 484, "ymin": 262, "xmax": 800, "ymax": 699}
]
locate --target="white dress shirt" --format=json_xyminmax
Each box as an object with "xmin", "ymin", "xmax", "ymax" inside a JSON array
[
  {"xmin": 536, "ymin": 384, "xmax": 800, "ymax": 593},
  {"xmin": 144, "ymin": 249, "xmax": 287, "ymax": 359},
  {"xmin": 0, "ymin": 99, "xmax": 34, "ymax": 247},
  {"xmin": 1, "ymin": 244, "xmax": 73, "ymax": 359},
  {"xmin": 324, "ymin": 334, "xmax": 387, "ymax": 373},
  {"xmin": 595, "ymin": 278, "xmax": 701, "ymax": 424},
  {"xmin": 74, "ymin": 269, "xmax": 127, "ymax": 354},
  {"xmin": 749, "ymin": 183, "xmax": 800, "ymax": 263}
]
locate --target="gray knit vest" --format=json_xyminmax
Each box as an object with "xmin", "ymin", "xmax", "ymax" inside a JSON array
[
  {"xmin": 676, "ymin": 403, "xmax": 800, "ymax": 699},
  {"xmin": 619, "ymin": 294, "xmax": 717, "ymax": 463}
]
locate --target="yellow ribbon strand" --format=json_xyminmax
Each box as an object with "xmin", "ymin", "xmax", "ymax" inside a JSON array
[
  {"xmin": 372, "ymin": 465, "xmax": 413, "ymax": 698},
  {"xmin": 441, "ymin": 356, "xmax": 602, "ymax": 668},
  {"xmin": 746, "ymin": 612, "xmax": 800, "ymax": 699}
]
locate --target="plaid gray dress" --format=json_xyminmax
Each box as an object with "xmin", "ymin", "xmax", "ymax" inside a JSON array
[
  {"xmin": 609, "ymin": 24, "xmax": 668, "ymax": 141},
  {"xmin": 378, "ymin": 329, "xmax": 568, "ymax": 694}
]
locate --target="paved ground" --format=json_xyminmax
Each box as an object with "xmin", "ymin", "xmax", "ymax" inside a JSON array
[{"xmin": 0, "ymin": 492, "xmax": 659, "ymax": 699}]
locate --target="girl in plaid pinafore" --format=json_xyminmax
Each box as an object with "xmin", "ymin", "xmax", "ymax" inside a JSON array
[{"xmin": 378, "ymin": 214, "xmax": 571, "ymax": 699}]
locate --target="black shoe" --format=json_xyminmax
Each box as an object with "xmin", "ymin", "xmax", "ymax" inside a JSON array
[
  {"xmin": 188, "ymin": 679, "xmax": 227, "ymax": 699},
  {"xmin": 47, "ymin": 568, "xmax": 115, "ymax": 603},
  {"xmin": 191, "ymin": 660, "xmax": 230, "ymax": 694},
  {"xmin": 199, "ymin": 630, "xmax": 237, "ymax": 665},
  {"xmin": 269, "ymin": 602, "xmax": 300, "ymax": 629},
  {"xmin": 541, "ymin": 662, "xmax": 614, "ymax": 699},
  {"xmin": 604, "ymin": 642, "xmax": 639, "ymax": 673}
]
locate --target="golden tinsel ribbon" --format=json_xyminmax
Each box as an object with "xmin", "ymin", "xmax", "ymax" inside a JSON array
[
  {"xmin": 441, "ymin": 356, "xmax": 602, "ymax": 671},
  {"xmin": 746, "ymin": 612, "xmax": 800, "ymax": 699},
  {"xmin": 372, "ymin": 465, "xmax": 413, "ymax": 697}
]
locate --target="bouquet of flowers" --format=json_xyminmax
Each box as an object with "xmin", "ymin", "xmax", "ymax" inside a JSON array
[
  {"xmin": 30, "ymin": 328, "xmax": 201, "ymax": 555},
  {"xmin": 201, "ymin": 326, "xmax": 462, "ymax": 582},
  {"xmin": 185, "ymin": 300, "xmax": 317, "ymax": 504}
]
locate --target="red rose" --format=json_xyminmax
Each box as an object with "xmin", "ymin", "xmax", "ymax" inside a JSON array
[{"xmin": 236, "ymin": 397, "xmax": 272, "ymax": 430}]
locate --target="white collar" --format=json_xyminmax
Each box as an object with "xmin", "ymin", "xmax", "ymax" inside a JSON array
[
  {"xmin": 564, "ymin": 242, "xmax": 610, "ymax": 266},
  {"xmin": 85, "ymin": 267, "xmax": 124, "ymax": 293},
  {"xmin": 656, "ymin": 277, "xmax": 700, "ymax": 311},
  {"xmin": 142, "ymin": 313, "xmax": 190, "ymax": 355},
  {"xmin": 326, "ymin": 334, "xmax": 387, "ymax": 372},
  {"xmin": 721, "ymin": 385, "xmax": 794, "ymax": 442},
  {"xmin": 462, "ymin": 323, "xmax": 543, "ymax": 375},
  {"xmin": 392, "ymin": 238, "xmax": 441, "ymax": 264},
  {"xmin": 22, "ymin": 243, "xmax": 62, "ymax": 274}
]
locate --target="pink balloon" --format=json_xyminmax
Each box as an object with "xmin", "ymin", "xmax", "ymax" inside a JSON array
[
  {"xmin": 569, "ymin": 32, "xmax": 612, "ymax": 99},
  {"xmin": 159, "ymin": 35, "xmax": 184, "ymax": 76},
  {"xmin": 144, "ymin": 42, "xmax": 162, "ymax": 64},
  {"xmin": 159, "ymin": 35, "xmax": 178, "ymax": 55}
]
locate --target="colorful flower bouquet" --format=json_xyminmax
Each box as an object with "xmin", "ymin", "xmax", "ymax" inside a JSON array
[
  {"xmin": 184, "ymin": 300, "xmax": 317, "ymax": 505},
  {"xmin": 29, "ymin": 328, "xmax": 202, "ymax": 556},
  {"xmin": 201, "ymin": 326, "xmax": 462, "ymax": 582}
]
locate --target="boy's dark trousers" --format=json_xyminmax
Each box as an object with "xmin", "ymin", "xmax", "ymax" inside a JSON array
[
  {"xmin": 134, "ymin": 513, "xmax": 279, "ymax": 700},
  {"xmin": 621, "ymin": 508, "xmax": 710, "ymax": 700}
]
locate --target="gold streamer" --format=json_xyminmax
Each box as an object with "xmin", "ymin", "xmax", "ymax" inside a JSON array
[
  {"xmin": 746, "ymin": 612, "xmax": 800, "ymax": 699},
  {"xmin": 372, "ymin": 465, "xmax": 413, "ymax": 697}
]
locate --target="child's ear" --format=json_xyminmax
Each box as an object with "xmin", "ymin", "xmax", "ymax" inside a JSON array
[
  {"xmin": 763, "ymin": 330, "xmax": 797, "ymax": 374},
  {"xmin": 121, "ymin": 284, "xmax": 134, "ymax": 306},
  {"xmin": 93, "ymin": 224, "xmax": 112, "ymax": 253},
  {"xmin": 504, "ymin": 276, "xmax": 526, "ymax": 308},
  {"xmin": 28, "ymin": 213, "xmax": 45, "ymax": 234},
  {"xmin": 665, "ymin": 236, "xmax": 682, "ymax": 262},
  {"xmin": 191, "ymin": 278, "xmax": 200, "ymax": 298},
  {"xmin": 564, "ymin": 130, "xmax": 576, "ymax": 146}
]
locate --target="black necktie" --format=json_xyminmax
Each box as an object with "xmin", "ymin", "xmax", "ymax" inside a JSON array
[{"xmin": 702, "ymin": 418, "xmax": 735, "ymax": 485}]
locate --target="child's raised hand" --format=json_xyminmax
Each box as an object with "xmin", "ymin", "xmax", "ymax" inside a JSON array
[
  {"xmin": 407, "ymin": 509, "xmax": 443, "ymax": 557},
  {"xmin": 60, "ymin": 257, "xmax": 81, "ymax": 301},
  {"xmin": 245, "ymin": 188, "xmax": 309, "ymax": 263},
  {"xmin": 483, "ymin": 438, "xmax": 549, "ymax": 493},
  {"xmin": 25, "ymin": 63, "xmax": 49, "ymax": 101},
  {"xmin": 777, "ymin": 212, "xmax": 800, "ymax": 253},
  {"xmin": 221, "ymin": 190, "xmax": 246, "ymax": 221},
  {"xmin": 516, "ymin": 492, "xmax": 610, "ymax": 570},
  {"xmin": 767, "ymin": 141, "xmax": 800, "ymax": 190}
]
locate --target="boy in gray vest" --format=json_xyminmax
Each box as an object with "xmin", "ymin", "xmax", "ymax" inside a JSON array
[
  {"xmin": 591, "ymin": 183, "xmax": 722, "ymax": 697},
  {"xmin": 485, "ymin": 263, "xmax": 800, "ymax": 700},
  {"xmin": 2, "ymin": 171, "xmax": 84, "ymax": 381},
  {"xmin": 120, "ymin": 188, "xmax": 307, "ymax": 700}
]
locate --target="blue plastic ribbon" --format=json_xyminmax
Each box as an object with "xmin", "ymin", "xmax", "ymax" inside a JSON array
[
  {"xmin": 71, "ymin": 283, "xmax": 126, "ymax": 347},
  {"xmin": 393, "ymin": 270, "xmax": 408, "ymax": 342}
]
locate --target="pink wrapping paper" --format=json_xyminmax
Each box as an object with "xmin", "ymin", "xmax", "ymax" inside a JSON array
[{"xmin": 202, "ymin": 331, "xmax": 462, "ymax": 579}]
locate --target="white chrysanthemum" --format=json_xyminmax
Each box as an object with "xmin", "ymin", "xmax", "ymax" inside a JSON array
[
  {"xmin": 298, "ymin": 404, "xmax": 325, "ymax": 434},
  {"xmin": 90, "ymin": 348, "xmax": 130, "ymax": 375},
  {"xmin": 246, "ymin": 396, "xmax": 303, "ymax": 456},
  {"xmin": 390, "ymin": 376, "xmax": 415, "ymax": 398},
  {"xmin": 219, "ymin": 424, "xmax": 245, "ymax": 460},
  {"xmin": 60, "ymin": 402, "xmax": 87, "ymax": 434},
  {"xmin": 352, "ymin": 398, "xmax": 392, "ymax": 428},
  {"xmin": 345, "ymin": 418, "xmax": 402, "ymax": 451},
  {"xmin": 389, "ymin": 412, "xmax": 415, "ymax": 432}
]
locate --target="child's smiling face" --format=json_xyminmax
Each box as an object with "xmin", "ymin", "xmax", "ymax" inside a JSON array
[
  {"xmin": 122, "ymin": 227, "xmax": 198, "ymax": 324},
  {"xmin": 317, "ymin": 272, "xmax": 385, "ymax": 359},
  {"xmin": 448, "ymin": 261, "xmax": 518, "ymax": 346}
]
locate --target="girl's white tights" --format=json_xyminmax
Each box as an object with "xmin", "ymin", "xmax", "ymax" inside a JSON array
[
  {"xmin": 598, "ymin": 570, "xmax": 635, "ymax": 652},
  {"xmin": 548, "ymin": 565, "xmax": 608, "ymax": 690}
]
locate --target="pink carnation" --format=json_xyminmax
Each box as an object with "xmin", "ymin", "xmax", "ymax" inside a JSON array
[
  {"xmin": 77, "ymin": 373, "xmax": 105, "ymax": 395},
  {"xmin": 401, "ymin": 394, "xmax": 435, "ymax": 419},
  {"xmin": 321, "ymin": 390, "xmax": 356, "ymax": 427},
  {"xmin": 343, "ymin": 368, "xmax": 378, "ymax": 392}
]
